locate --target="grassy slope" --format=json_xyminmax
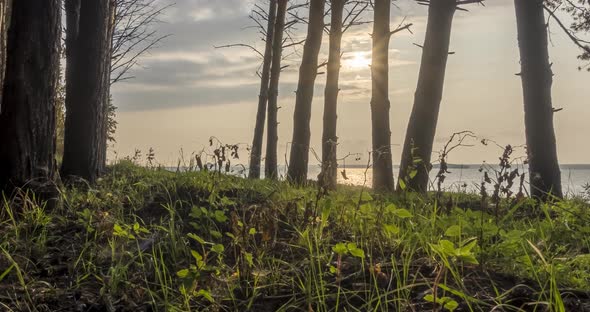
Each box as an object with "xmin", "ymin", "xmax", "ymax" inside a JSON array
[{"xmin": 1, "ymin": 162, "xmax": 590, "ymax": 311}]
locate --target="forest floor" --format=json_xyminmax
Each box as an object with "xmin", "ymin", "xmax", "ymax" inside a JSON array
[{"xmin": 1, "ymin": 162, "xmax": 590, "ymax": 311}]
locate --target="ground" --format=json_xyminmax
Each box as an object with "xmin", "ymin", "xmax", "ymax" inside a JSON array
[{"xmin": 1, "ymin": 162, "xmax": 590, "ymax": 311}]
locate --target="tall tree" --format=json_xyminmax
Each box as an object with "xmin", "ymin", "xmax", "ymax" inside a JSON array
[
  {"xmin": 371, "ymin": 0, "xmax": 410, "ymax": 192},
  {"xmin": 319, "ymin": 0, "xmax": 346, "ymax": 190},
  {"xmin": 249, "ymin": 0, "xmax": 277, "ymax": 179},
  {"xmin": 0, "ymin": 0, "xmax": 11, "ymax": 107},
  {"xmin": 397, "ymin": 0, "xmax": 458, "ymax": 193},
  {"xmin": 514, "ymin": 0, "xmax": 563, "ymax": 199},
  {"xmin": 287, "ymin": 0, "xmax": 326, "ymax": 185},
  {"xmin": 98, "ymin": 0, "xmax": 117, "ymax": 174},
  {"xmin": 61, "ymin": 0, "xmax": 112, "ymax": 183},
  {"xmin": 0, "ymin": 0, "xmax": 61, "ymax": 192},
  {"xmin": 265, "ymin": 0, "xmax": 288, "ymax": 180}
]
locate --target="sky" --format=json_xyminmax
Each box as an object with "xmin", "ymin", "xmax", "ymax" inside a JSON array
[{"xmin": 110, "ymin": 0, "xmax": 590, "ymax": 167}]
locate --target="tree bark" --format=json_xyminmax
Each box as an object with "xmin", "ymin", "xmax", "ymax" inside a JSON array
[
  {"xmin": 249, "ymin": 0, "xmax": 277, "ymax": 179},
  {"xmin": 61, "ymin": 0, "xmax": 112, "ymax": 183},
  {"xmin": 514, "ymin": 0, "xmax": 563, "ymax": 199},
  {"xmin": 98, "ymin": 0, "xmax": 117, "ymax": 174},
  {"xmin": 0, "ymin": 0, "xmax": 61, "ymax": 192},
  {"xmin": 370, "ymin": 0, "xmax": 395, "ymax": 192},
  {"xmin": 265, "ymin": 0, "xmax": 288, "ymax": 180},
  {"xmin": 319, "ymin": 0, "xmax": 345, "ymax": 190},
  {"xmin": 397, "ymin": 0, "xmax": 456, "ymax": 193},
  {"xmin": 0, "ymin": 0, "xmax": 11, "ymax": 109},
  {"xmin": 287, "ymin": 0, "xmax": 325, "ymax": 185}
]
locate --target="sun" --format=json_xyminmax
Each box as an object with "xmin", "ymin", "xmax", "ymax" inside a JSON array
[{"xmin": 345, "ymin": 52, "xmax": 371, "ymax": 69}]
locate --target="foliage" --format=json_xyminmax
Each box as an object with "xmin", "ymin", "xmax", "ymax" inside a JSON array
[{"xmin": 1, "ymin": 162, "xmax": 589, "ymax": 311}]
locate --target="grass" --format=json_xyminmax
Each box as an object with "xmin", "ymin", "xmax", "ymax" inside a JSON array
[{"xmin": 1, "ymin": 161, "xmax": 590, "ymax": 311}]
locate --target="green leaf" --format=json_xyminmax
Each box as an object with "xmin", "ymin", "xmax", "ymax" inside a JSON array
[
  {"xmin": 332, "ymin": 243, "xmax": 348, "ymax": 255},
  {"xmin": 444, "ymin": 299, "xmax": 459, "ymax": 311},
  {"xmin": 347, "ymin": 243, "xmax": 365, "ymax": 259},
  {"xmin": 384, "ymin": 224, "xmax": 400, "ymax": 235},
  {"xmin": 329, "ymin": 265, "xmax": 338, "ymax": 274},
  {"xmin": 445, "ymin": 225, "xmax": 462, "ymax": 237},
  {"xmin": 214, "ymin": 210, "xmax": 228, "ymax": 223},
  {"xmin": 196, "ymin": 289, "xmax": 215, "ymax": 303},
  {"xmin": 248, "ymin": 228, "xmax": 257, "ymax": 235},
  {"xmin": 210, "ymin": 230, "xmax": 223, "ymax": 239},
  {"xmin": 189, "ymin": 206, "xmax": 203, "ymax": 218},
  {"xmin": 211, "ymin": 244, "xmax": 225, "ymax": 254},
  {"xmin": 360, "ymin": 192, "xmax": 373, "ymax": 202},
  {"xmin": 409, "ymin": 169, "xmax": 418, "ymax": 179},
  {"xmin": 191, "ymin": 250, "xmax": 203, "ymax": 262},
  {"xmin": 392, "ymin": 208, "xmax": 413, "ymax": 218},
  {"xmin": 424, "ymin": 294, "xmax": 435, "ymax": 303},
  {"xmin": 176, "ymin": 269, "xmax": 190, "ymax": 278},
  {"xmin": 244, "ymin": 252, "xmax": 254, "ymax": 267},
  {"xmin": 398, "ymin": 179, "xmax": 407, "ymax": 191},
  {"xmin": 188, "ymin": 233, "xmax": 206, "ymax": 245}
]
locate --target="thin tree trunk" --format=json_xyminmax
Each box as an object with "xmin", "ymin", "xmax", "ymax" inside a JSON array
[
  {"xmin": 249, "ymin": 0, "xmax": 277, "ymax": 179},
  {"xmin": 0, "ymin": 0, "xmax": 61, "ymax": 193},
  {"xmin": 0, "ymin": 0, "xmax": 12, "ymax": 110},
  {"xmin": 265, "ymin": 0, "xmax": 288, "ymax": 180},
  {"xmin": 287, "ymin": 0, "xmax": 325, "ymax": 185},
  {"xmin": 98, "ymin": 0, "xmax": 116, "ymax": 174},
  {"xmin": 370, "ymin": 0, "xmax": 395, "ymax": 192},
  {"xmin": 319, "ymin": 0, "xmax": 345, "ymax": 190},
  {"xmin": 514, "ymin": 0, "xmax": 563, "ymax": 199},
  {"xmin": 61, "ymin": 0, "xmax": 111, "ymax": 183},
  {"xmin": 397, "ymin": 0, "xmax": 456, "ymax": 193}
]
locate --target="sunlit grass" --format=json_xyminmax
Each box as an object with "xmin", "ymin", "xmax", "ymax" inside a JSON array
[{"xmin": 0, "ymin": 161, "xmax": 589, "ymax": 311}]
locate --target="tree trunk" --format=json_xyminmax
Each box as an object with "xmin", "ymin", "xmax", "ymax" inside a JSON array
[
  {"xmin": 265, "ymin": 0, "xmax": 288, "ymax": 180},
  {"xmin": 0, "ymin": 0, "xmax": 61, "ymax": 192},
  {"xmin": 370, "ymin": 0, "xmax": 395, "ymax": 192},
  {"xmin": 249, "ymin": 0, "xmax": 277, "ymax": 179},
  {"xmin": 319, "ymin": 0, "xmax": 345, "ymax": 190},
  {"xmin": 514, "ymin": 0, "xmax": 563, "ymax": 199},
  {"xmin": 0, "ymin": 0, "xmax": 11, "ymax": 109},
  {"xmin": 98, "ymin": 0, "xmax": 116, "ymax": 174},
  {"xmin": 397, "ymin": 0, "xmax": 456, "ymax": 193},
  {"xmin": 287, "ymin": 0, "xmax": 325, "ymax": 185},
  {"xmin": 61, "ymin": 0, "xmax": 112, "ymax": 183}
]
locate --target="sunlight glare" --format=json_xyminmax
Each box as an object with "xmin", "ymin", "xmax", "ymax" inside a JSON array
[{"xmin": 346, "ymin": 52, "xmax": 371, "ymax": 69}]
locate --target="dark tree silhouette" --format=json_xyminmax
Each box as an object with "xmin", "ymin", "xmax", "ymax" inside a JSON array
[
  {"xmin": 61, "ymin": 0, "xmax": 113, "ymax": 183},
  {"xmin": 0, "ymin": 0, "xmax": 61, "ymax": 192},
  {"xmin": 265, "ymin": 0, "xmax": 288, "ymax": 180},
  {"xmin": 0, "ymin": 0, "xmax": 10, "ymax": 108},
  {"xmin": 319, "ymin": 0, "xmax": 346, "ymax": 190},
  {"xmin": 319, "ymin": 0, "xmax": 369, "ymax": 190},
  {"xmin": 545, "ymin": 0, "xmax": 590, "ymax": 70},
  {"xmin": 370, "ymin": 0, "xmax": 410, "ymax": 192},
  {"xmin": 287, "ymin": 0, "xmax": 325, "ymax": 185},
  {"xmin": 514, "ymin": 0, "xmax": 563, "ymax": 199},
  {"xmin": 397, "ymin": 0, "xmax": 477, "ymax": 193},
  {"xmin": 249, "ymin": 0, "xmax": 277, "ymax": 179}
]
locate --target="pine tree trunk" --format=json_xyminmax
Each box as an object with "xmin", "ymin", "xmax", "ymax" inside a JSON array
[
  {"xmin": 398, "ymin": 0, "xmax": 456, "ymax": 193},
  {"xmin": 287, "ymin": 0, "xmax": 325, "ymax": 185},
  {"xmin": 0, "ymin": 0, "xmax": 61, "ymax": 192},
  {"xmin": 249, "ymin": 0, "xmax": 277, "ymax": 179},
  {"xmin": 370, "ymin": 0, "xmax": 395, "ymax": 192},
  {"xmin": 319, "ymin": 0, "xmax": 345, "ymax": 190},
  {"xmin": 61, "ymin": 0, "xmax": 112, "ymax": 183},
  {"xmin": 514, "ymin": 0, "xmax": 563, "ymax": 199},
  {"xmin": 265, "ymin": 0, "xmax": 288, "ymax": 180}
]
